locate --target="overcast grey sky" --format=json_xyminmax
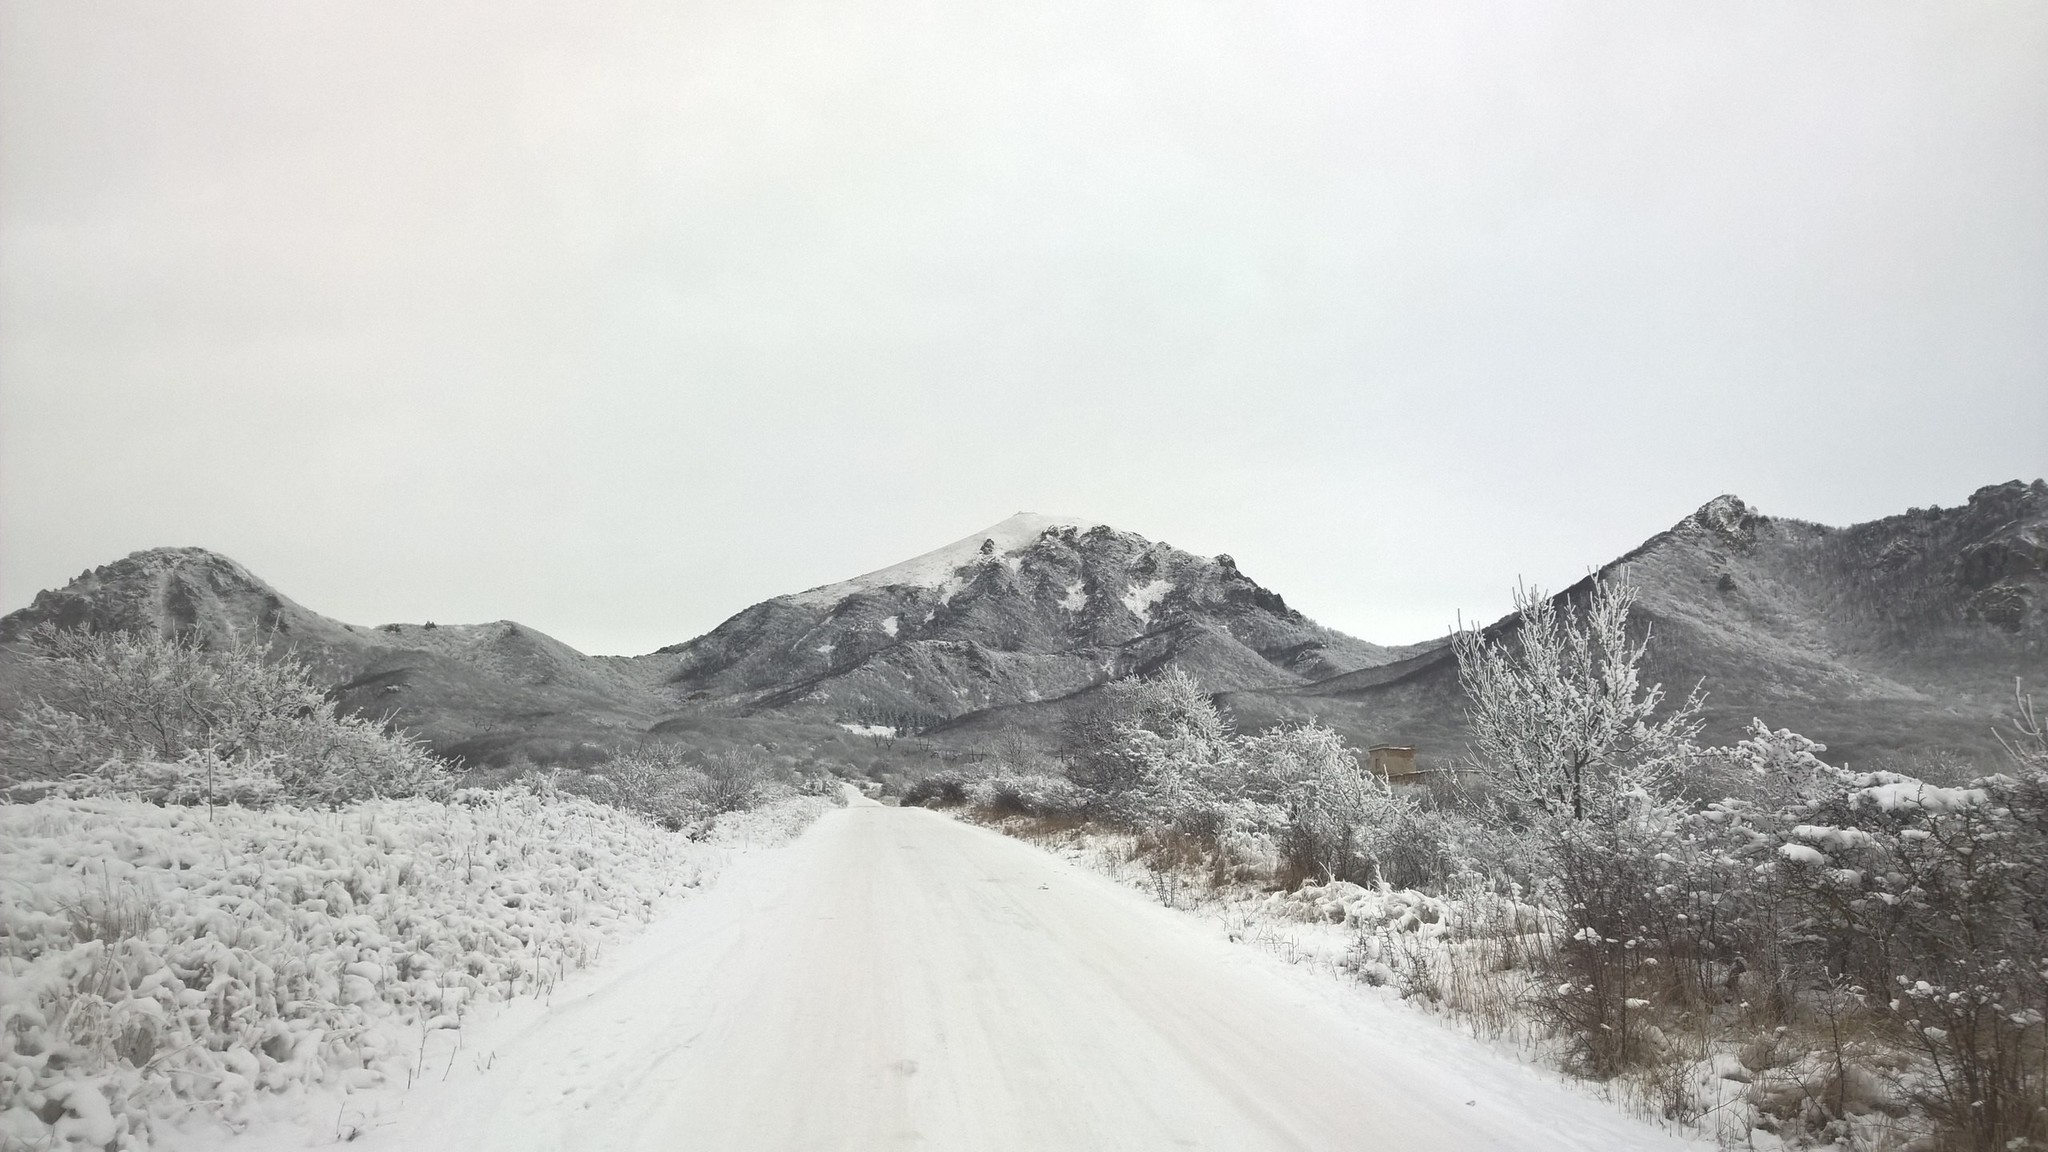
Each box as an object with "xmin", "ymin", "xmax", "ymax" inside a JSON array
[{"xmin": 3, "ymin": 1, "xmax": 2044, "ymax": 656}]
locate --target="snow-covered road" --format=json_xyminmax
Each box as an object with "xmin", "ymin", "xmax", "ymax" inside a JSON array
[{"xmin": 342, "ymin": 798, "xmax": 1695, "ymax": 1151}]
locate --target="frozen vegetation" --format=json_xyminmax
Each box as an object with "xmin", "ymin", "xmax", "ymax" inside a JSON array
[
  {"xmin": 912, "ymin": 577, "xmax": 2048, "ymax": 1152},
  {"xmin": 0, "ymin": 790, "xmax": 833, "ymax": 1150},
  {"xmin": 0, "ymin": 627, "xmax": 836, "ymax": 1150},
  {"xmin": 7, "ymin": 561, "xmax": 2044, "ymax": 1150}
]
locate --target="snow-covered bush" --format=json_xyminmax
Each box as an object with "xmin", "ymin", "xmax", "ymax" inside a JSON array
[
  {"xmin": 694, "ymin": 748, "xmax": 781, "ymax": 814},
  {"xmin": 577, "ymin": 744, "xmax": 790, "ymax": 828},
  {"xmin": 900, "ymin": 769, "xmax": 974, "ymax": 809},
  {"xmin": 1243, "ymin": 721, "xmax": 1415, "ymax": 886},
  {"xmin": 0, "ymin": 789, "xmax": 830, "ymax": 1150},
  {"xmin": 573, "ymin": 743, "xmax": 700, "ymax": 828},
  {"xmin": 1535, "ymin": 792, "xmax": 1696, "ymax": 1076},
  {"xmin": 1063, "ymin": 669, "xmax": 1244, "ymax": 832},
  {"xmin": 1051, "ymin": 674, "xmax": 1462, "ymax": 891},
  {"xmin": 1449, "ymin": 575, "xmax": 1724, "ymax": 1075},
  {"xmin": 964, "ymin": 773, "xmax": 1087, "ymax": 817},
  {"xmin": 0, "ymin": 627, "xmax": 446, "ymax": 806},
  {"xmin": 1453, "ymin": 664, "xmax": 2048, "ymax": 1147},
  {"xmin": 1693, "ymin": 723, "xmax": 2048, "ymax": 1150}
]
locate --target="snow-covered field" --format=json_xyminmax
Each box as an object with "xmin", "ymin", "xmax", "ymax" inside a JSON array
[{"xmin": 0, "ymin": 790, "xmax": 836, "ymax": 1150}]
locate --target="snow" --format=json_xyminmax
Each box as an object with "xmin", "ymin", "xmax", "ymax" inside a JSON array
[
  {"xmin": 1848, "ymin": 773, "xmax": 1989, "ymax": 812},
  {"xmin": 1777, "ymin": 843, "xmax": 1829, "ymax": 866},
  {"xmin": 786, "ymin": 513, "xmax": 1101, "ymax": 608},
  {"xmin": 837, "ymin": 723, "xmax": 896, "ymax": 738},
  {"xmin": 1789, "ymin": 824, "xmax": 1874, "ymax": 851},
  {"xmin": 1059, "ymin": 582, "xmax": 1088, "ymax": 612},
  {"xmin": 0, "ymin": 792, "xmax": 834, "ymax": 1150},
  {"xmin": 233, "ymin": 804, "xmax": 1697, "ymax": 1152},
  {"xmin": 879, "ymin": 615, "xmax": 899, "ymax": 637},
  {"xmin": 1120, "ymin": 578, "xmax": 1173, "ymax": 622}
]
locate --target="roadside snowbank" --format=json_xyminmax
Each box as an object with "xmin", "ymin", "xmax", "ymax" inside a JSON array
[{"xmin": 0, "ymin": 790, "xmax": 835, "ymax": 1150}]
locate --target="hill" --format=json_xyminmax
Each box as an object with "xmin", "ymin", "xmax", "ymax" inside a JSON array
[
  {"xmin": 0, "ymin": 548, "xmax": 661, "ymax": 765},
  {"xmin": 1222, "ymin": 481, "xmax": 2048, "ymax": 776}
]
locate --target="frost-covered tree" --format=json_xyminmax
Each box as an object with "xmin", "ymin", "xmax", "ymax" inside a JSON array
[
  {"xmin": 587, "ymin": 743, "xmax": 785, "ymax": 826},
  {"xmin": 1065, "ymin": 668, "xmax": 1239, "ymax": 825},
  {"xmin": 2002, "ymin": 679, "xmax": 2047, "ymax": 775},
  {"xmin": 1453, "ymin": 575, "xmax": 1702, "ymax": 821},
  {"xmin": 0, "ymin": 626, "xmax": 446, "ymax": 805},
  {"xmin": 1452, "ymin": 577, "xmax": 1711, "ymax": 1074},
  {"xmin": 1243, "ymin": 721, "xmax": 1393, "ymax": 883}
]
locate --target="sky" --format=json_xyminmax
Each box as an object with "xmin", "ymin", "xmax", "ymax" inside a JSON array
[{"xmin": 3, "ymin": 1, "xmax": 2044, "ymax": 656}]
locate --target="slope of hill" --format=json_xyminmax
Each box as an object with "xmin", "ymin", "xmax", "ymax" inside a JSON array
[
  {"xmin": 629, "ymin": 514, "xmax": 1399, "ymax": 730},
  {"xmin": 0, "ymin": 548, "xmax": 661, "ymax": 765},
  {"xmin": 1223, "ymin": 481, "xmax": 2048, "ymax": 775}
]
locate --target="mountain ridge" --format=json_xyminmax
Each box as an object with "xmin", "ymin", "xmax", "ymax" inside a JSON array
[
  {"xmin": 1223, "ymin": 480, "xmax": 2048, "ymax": 775},
  {"xmin": 0, "ymin": 513, "xmax": 1396, "ymax": 761},
  {"xmin": 4, "ymin": 485, "xmax": 2040, "ymax": 772}
]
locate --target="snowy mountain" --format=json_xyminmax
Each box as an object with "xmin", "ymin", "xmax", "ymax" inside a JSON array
[
  {"xmin": 0, "ymin": 516, "xmax": 1396, "ymax": 760},
  {"xmin": 631, "ymin": 514, "xmax": 1404, "ymax": 730},
  {"xmin": 7, "ymin": 487, "xmax": 2039, "ymax": 771},
  {"xmin": 1224, "ymin": 480, "xmax": 2048, "ymax": 775}
]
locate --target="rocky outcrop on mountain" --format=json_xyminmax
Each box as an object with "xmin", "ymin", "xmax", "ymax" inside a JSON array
[
  {"xmin": 1223, "ymin": 481, "xmax": 2048, "ymax": 776},
  {"xmin": 630, "ymin": 514, "xmax": 1400, "ymax": 728}
]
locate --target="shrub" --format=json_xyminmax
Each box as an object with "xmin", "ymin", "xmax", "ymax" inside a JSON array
[
  {"xmin": 966, "ymin": 773, "xmax": 1087, "ymax": 817},
  {"xmin": 1243, "ymin": 721, "xmax": 1408, "ymax": 886},
  {"xmin": 1058, "ymin": 674, "xmax": 1447, "ymax": 891},
  {"xmin": 695, "ymin": 748, "xmax": 778, "ymax": 814},
  {"xmin": 1062, "ymin": 669, "xmax": 1242, "ymax": 828},
  {"xmin": 902, "ymin": 770, "xmax": 973, "ymax": 808},
  {"xmin": 578, "ymin": 743, "xmax": 787, "ymax": 828},
  {"xmin": 0, "ymin": 627, "xmax": 447, "ymax": 807}
]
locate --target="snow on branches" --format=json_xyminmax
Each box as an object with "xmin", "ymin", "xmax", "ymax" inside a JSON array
[{"xmin": 1452, "ymin": 575, "xmax": 1703, "ymax": 822}]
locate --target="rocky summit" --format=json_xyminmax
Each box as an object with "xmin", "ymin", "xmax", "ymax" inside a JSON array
[{"xmin": 636, "ymin": 514, "xmax": 1401, "ymax": 730}]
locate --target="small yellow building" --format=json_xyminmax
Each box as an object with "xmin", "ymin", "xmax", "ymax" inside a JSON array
[{"xmin": 1367, "ymin": 744, "xmax": 1418, "ymax": 782}]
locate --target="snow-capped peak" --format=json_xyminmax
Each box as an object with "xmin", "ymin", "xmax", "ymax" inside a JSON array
[{"xmin": 787, "ymin": 513, "xmax": 1103, "ymax": 607}]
